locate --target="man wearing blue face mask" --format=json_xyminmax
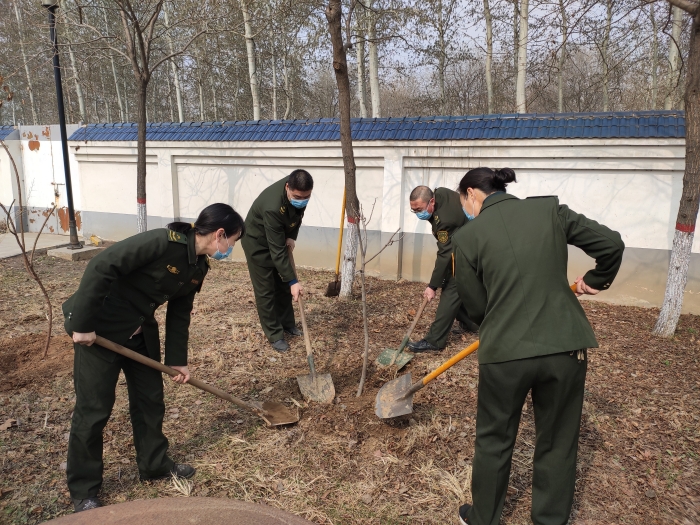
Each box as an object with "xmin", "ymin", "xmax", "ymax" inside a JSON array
[
  {"xmin": 242, "ymin": 169, "xmax": 313, "ymax": 352},
  {"xmin": 407, "ymin": 185, "xmax": 479, "ymax": 353}
]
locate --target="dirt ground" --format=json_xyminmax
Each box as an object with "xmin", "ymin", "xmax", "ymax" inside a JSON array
[{"xmin": 0, "ymin": 254, "xmax": 698, "ymax": 524}]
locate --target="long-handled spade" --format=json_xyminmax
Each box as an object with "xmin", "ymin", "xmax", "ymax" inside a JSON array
[
  {"xmin": 376, "ymin": 283, "xmax": 579, "ymax": 419},
  {"xmin": 375, "ymin": 296, "xmax": 429, "ymax": 369},
  {"xmin": 288, "ymin": 248, "xmax": 336, "ymax": 403},
  {"xmin": 95, "ymin": 336, "xmax": 299, "ymax": 427},
  {"xmin": 325, "ymin": 188, "xmax": 346, "ymax": 297}
]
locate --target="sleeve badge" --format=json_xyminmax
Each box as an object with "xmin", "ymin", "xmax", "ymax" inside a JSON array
[{"xmin": 437, "ymin": 230, "xmax": 449, "ymax": 244}]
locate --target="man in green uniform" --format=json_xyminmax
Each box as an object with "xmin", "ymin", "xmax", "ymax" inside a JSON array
[
  {"xmin": 450, "ymin": 167, "xmax": 624, "ymax": 525},
  {"xmin": 406, "ymin": 185, "xmax": 479, "ymax": 353},
  {"xmin": 242, "ymin": 170, "xmax": 313, "ymax": 352}
]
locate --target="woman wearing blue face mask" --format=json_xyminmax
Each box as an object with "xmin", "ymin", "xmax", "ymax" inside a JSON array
[{"xmin": 62, "ymin": 203, "xmax": 244, "ymax": 512}]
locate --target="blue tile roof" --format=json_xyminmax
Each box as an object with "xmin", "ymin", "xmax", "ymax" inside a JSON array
[
  {"xmin": 0, "ymin": 126, "xmax": 16, "ymax": 140},
  {"xmin": 68, "ymin": 111, "xmax": 686, "ymax": 143}
]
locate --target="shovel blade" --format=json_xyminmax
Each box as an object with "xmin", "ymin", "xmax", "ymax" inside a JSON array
[
  {"xmin": 324, "ymin": 279, "xmax": 341, "ymax": 297},
  {"xmin": 375, "ymin": 373, "xmax": 414, "ymax": 419},
  {"xmin": 248, "ymin": 401, "xmax": 300, "ymax": 426},
  {"xmin": 297, "ymin": 373, "xmax": 335, "ymax": 404},
  {"xmin": 376, "ymin": 347, "xmax": 414, "ymax": 369}
]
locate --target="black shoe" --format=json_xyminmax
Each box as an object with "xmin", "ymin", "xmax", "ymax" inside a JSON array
[
  {"xmin": 406, "ymin": 339, "xmax": 442, "ymax": 353},
  {"xmin": 458, "ymin": 503, "xmax": 472, "ymax": 525},
  {"xmin": 271, "ymin": 339, "xmax": 290, "ymax": 352},
  {"xmin": 73, "ymin": 497, "xmax": 103, "ymax": 512},
  {"xmin": 284, "ymin": 326, "xmax": 302, "ymax": 337},
  {"xmin": 143, "ymin": 463, "xmax": 197, "ymax": 481}
]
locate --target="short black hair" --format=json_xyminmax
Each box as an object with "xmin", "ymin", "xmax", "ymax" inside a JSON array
[
  {"xmin": 409, "ymin": 185, "xmax": 433, "ymax": 203},
  {"xmin": 288, "ymin": 169, "xmax": 313, "ymax": 191}
]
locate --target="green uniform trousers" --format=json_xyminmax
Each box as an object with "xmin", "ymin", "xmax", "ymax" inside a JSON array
[
  {"xmin": 245, "ymin": 260, "xmax": 296, "ymax": 343},
  {"xmin": 424, "ymin": 277, "xmax": 479, "ymax": 348},
  {"xmin": 468, "ymin": 350, "xmax": 587, "ymax": 525},
  {"xmin": 67, "ymin": 333, "xmax": 174, "ymax": 499}
]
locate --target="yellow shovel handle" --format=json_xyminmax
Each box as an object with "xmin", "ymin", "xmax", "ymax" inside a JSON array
[
  {"xmin": 334, "ymin": 188, "xmax": 346, "ymax": 276},
  {"xmin": 421, "ymin": 282, "xmax": 579, "ymax": 387}
]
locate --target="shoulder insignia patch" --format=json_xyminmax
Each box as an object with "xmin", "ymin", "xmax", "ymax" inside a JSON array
[
  {"xmin": 280, "ymin": 205, "xmax": 286, "ymax": 214},
  {"xmin": 437, "ymin": 230, "xmax": 449, "ymax": 244},
  {"xmin": 167, "ymin": 230, "xmax": 188, "ymax": 244},
  {"xmin": 433, "ymin": 215, "xmax": 440, "ymax": 225},
  {"xmin": 167, "ymin": 265, "xmax": 180, "ymax": 274}
]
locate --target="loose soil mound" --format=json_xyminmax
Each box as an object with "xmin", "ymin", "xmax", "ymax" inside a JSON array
[{"xmin": 0, "ymin": 334, "xmax": 73, "ymax": 392}]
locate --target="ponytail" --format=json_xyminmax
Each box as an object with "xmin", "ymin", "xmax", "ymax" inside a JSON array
[
  {"xmin": 458, "ymin": 167, "xmax": 516, "ymax": 195},
  {"xmin": 167, "ymin": 203, "xmax": 246, "ymax": 238}
]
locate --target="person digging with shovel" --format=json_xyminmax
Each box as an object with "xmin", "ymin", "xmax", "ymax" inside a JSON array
[
  {"xmin": 406, "ymin": 185, "xmax": 480, "ymax": 353},
  {"xmin": 451, "ymin": 167, "xmax": 624, "ymax": 525},
  {"xmin": 62, "ymin": 203, "xmax": 245, "ymax": 513},
  {"xmin": 241, "ymin": 169, "xmax": 313, "ymax": 352}
]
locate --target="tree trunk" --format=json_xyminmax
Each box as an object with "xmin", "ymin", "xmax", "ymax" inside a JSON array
[
  {"xmin": 123, "ymin": 76, "xmax": 130, "ymax": 121},
  {"xmin": 163, "ymin": 7, "xmax": 185, "ymax": 122},
  {"xmin": 241, "ymin": 0, "xmax": 261, "ymax": 120},
  {"xmin": 484, "ymin": 0, "xmax": 493, "ymax": 114},
  {"xmin": 198, "ymin": 78, "xmax": 205, "ymax": 121},
  {"xmin": 283, "ymin": 54, "xmax": 291, "ymax": 119},
  {"xmin": 650, "ymin": 3, "xmax": 659, "ymax": 110},
  {"xmin": 654, "ymin": 7, "xmax": 699, "ymax": 337},
  {"xmin": 104, "ymin": 8, "xmax": 125, "ymax": 121},
  {"xmin": 367, "ymin": 0, "xmax": 381, "ymax": 118},
  {"xmin": 558, "ymin": 0, "xmax": 568, "ymax": 113},
  {"xmin": 326, "ymin": 0, "xmax": 360, "ymax": 299},
  {"xmin": 602, "ymin": 0, "xmax": 613, "ymax": 112},
  {"xmin": 272, "ymin": 51, "xmax": 278, "ymax": 120},
  {"xmin": 67, "ymin": 39, "xmax": 88, "ymax": 123},
  {"xmin": 136, "ymin": 79, "xmax": 148, "ymax": 232},
  {"xmin": 437, "ymin": 0, "xmax": 447, "ymax": 115},
  {"xmin": 167, "ymin": 68, "xmax": 175, "ymax": 121},
  {"xmin": 211, "ymin": 73, "xmax": 218, "ymax": 121},
  {"xmin": 515, "ymin": 0, "xmax": 529, "ymax": 112},
  {"xmin": 356, "ymin": 18, "xmax": 369, "ymax": 118},
  {"xmin": 665, "ymin": 5, "xmax": 683, "ymax": 110},
  {"xmin": 14, "ymin": 2, "xmax": 38, "ymax": 125},
  {"xmin": 513, "ymin": 0, "xmax": 519, "ymax": 72}
]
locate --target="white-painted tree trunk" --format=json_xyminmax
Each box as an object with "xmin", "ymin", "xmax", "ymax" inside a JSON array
[
  {"xmin": 515, "ymin": 0, "xmax": 529, "ymax": 113},
  {"xmin": 557, "ymin": 0, "xmax": 568, "ymax": 113},
  {"xmin": 163, "ymin": 8, "xmax": 184, "ymax": 122},
  {"xmin": 240, "ymin": 0, "xmax": 261, "ymax": 120},
  {"xmin": 339, "ymin": 221, "xmax": 359, "ymax": 298},
  {"xmin": 484, "ymin": 0, "xmax": 493, "ymax": 114},
  {"xmin": 665, "ymin": 5, "xmax": 683, "ymax": 110},
  {"xmin": 368, "ymin": 1, "xmax": 381, "ymax": 118},
  {"xmin": 14, "ymin": 2, "xmax": 37, "ymax": 125},
  {"xmin": 654, "ymin": 230, "xmax": 693, "ymax": 337},
  {"xmin": 137, "ymin": 202, "xmax": 147, "ymax": 233}
]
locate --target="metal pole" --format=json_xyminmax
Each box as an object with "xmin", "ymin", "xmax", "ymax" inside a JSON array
[{"xmin": 46, "ymin": 3, "xmax": 82, "ymax": 249}]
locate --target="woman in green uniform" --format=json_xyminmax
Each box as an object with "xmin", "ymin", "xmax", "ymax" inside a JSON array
[
  {"xmin": 62, "ymin": 203, "xmax": 245, "ymax": 512},
  {"xmin": 451, "ymin": 168, "xmax": 624, "ymax": 525}
]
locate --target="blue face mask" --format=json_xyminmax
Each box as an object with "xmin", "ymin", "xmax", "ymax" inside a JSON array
[
  {"xmin": 211, "ymin": 235, "xmax": 233, "ymax": 260},
  {"xmin": 416, "ymin": 210, "xmax": 432, "ymax": 221},
  {"xmin": 290, "ymin": 198, "xmax": 309, "ymax": 209},
  {"xmin": 464, "ymin": 209, "xmax": 475, "ymax": 221}
]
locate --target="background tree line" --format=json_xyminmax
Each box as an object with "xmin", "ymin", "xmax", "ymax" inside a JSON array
[{"xmin": 0, "ymin": 0, "xmax": 691, "ymax": 127}]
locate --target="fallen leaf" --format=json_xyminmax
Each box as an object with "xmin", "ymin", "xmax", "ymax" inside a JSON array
[{"xmin": 0, "ymin": 419, "xmax": 17, "ymax": 431}]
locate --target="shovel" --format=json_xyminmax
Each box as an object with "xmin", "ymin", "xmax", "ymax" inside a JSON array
[
  {"xmin": 325, "ymin": 187, "xmax": 346, "ymax": 297},
  {"xmin": 375, "ymin": 296, "xmax": 429, "ymax": 369},
  {"xmin": 94, "ymin": 336, "xmax": 299, "ymax": 427},
  {"xmin": 288, "ymin": 248, "xmax": 336, "ymax": 403},
  {"xmin": 375, "ymin": 283, "xmax": 580, "ymax": 419}
]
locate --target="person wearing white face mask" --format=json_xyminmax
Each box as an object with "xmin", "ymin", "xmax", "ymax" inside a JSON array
[
  {"xmin": 406, "ymin": 185, "xmax": 480, "ymax": 353},
  {"xmin": 62, "ymin": 203, "xmax": 245, "ymax": 512},
  {"xmin": 242, "ymin": 169, "xmax": 313, "ymax": 352}
]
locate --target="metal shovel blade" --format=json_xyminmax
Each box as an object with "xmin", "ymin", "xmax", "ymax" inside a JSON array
[
  {"xmin": 376, "ymin": 347, "xmax": 414, "ymax": 369},
  {"xmin": 325, "ymin": 279, "xmax": 341, "ymax": 297},
  {"xmin": 297, "ymin": 373, "xmax": 335, "ymax": 404},
  {"xmin": 249, "ymin": 400, "xmax": 300, "ymax": 426},
  {"xmin": 375, "ymin": 373, "xmax": 414, "ymax": 419}
]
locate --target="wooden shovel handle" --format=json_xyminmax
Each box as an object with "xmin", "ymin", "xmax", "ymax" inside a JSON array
[
  {"xmin": 406, "ymin": 296, "xmax": 429, "ymax": 340},
  {"xmin": 419, "ymin": 282, "xmax": 579, "ymax": 388},
  {"xmin": 287, "ymin": 248, "xmax": 316, "ymax": 379},
  {"xmin": 94, "ymin": 335, "xmax": 269, "ymax": 422}
]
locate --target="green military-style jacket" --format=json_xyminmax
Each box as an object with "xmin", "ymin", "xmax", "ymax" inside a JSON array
[
  {"xmin": 453, "ymin": 193, "xmax": 624, "ymax": 364},
  {"xmin": 62, "ymin": 228, "xmax": 209, "ymax": 366},
  {"xmin": 428, "ymin": 187, "xmax": 467, "ymax": 289},
  {"xmin": 242, "ymin": 177, "xmax": 305, "ymax": 283}
]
